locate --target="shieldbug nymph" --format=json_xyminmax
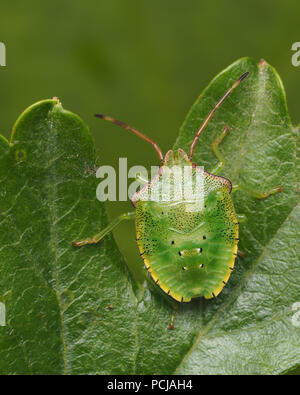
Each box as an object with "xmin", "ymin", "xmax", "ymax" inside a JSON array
[{"xmin": 73, "ymin": 72, "xmax": 281, "ymax": 302}]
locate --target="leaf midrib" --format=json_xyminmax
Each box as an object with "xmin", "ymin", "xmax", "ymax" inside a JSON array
[{"xmin": 46, "ymin": 110, "xmax": 68, "ymax": 374}]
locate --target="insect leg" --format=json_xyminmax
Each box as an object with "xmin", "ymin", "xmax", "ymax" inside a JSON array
[
  {"xmin": 72, "ymin": 211, "xmax": 135, "ymax": 247},
  {"xmin": 245, "ymin": 185, "xmax": 282, "ymax": 199},
  {"xmin": 231, "ymin": 184, "xmax": 282, "ymax": 199},
  {"xmin": 209, "ymin": 126, "xmax": 230, "ymax": 174},
  {"xmin": 168, "ymin": 304, "xmax": 179, "ymax": 330}
]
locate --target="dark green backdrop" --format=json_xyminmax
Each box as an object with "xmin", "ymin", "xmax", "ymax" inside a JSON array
[{"xmin": 0, "ymin": 0, "xmax": 299, "ymax": 294}]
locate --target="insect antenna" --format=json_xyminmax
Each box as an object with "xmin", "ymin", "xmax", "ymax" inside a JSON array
[
  {"xmin": 95, "ymin": 114, "xmax": 164, "ymax": 162},
  {"xmin": 189, "ymin": 71, "xmax": 249, "ymax": 160}
]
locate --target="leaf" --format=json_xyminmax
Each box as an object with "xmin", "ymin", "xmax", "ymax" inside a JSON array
[
  {"xmin": 0, "ymin": 100, "xmax": 140, "ymax": 374},
  {"xmin": 0, "ymin": 57, "xmax": 299, "ymax": 375},
  {"xmin": 172, "ymin": 57, "xmax": 300, "ymax": 374},
  {"xmin": 130, "ymin": 58, "xmax": 300, "ymax": 375}
]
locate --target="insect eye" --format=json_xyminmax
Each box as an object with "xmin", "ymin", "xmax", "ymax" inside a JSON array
[
  {"xmin": 203, "ymin": 235, "xmax": 206, "ymax": 240},
  {"xmin": 171, "ymin": 241, "xmax": 175, "ymax": 245}
]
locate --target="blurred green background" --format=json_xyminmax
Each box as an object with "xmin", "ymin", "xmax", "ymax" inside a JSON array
[{"xmin": 0, "ymin": 1, "xmax": 299, "ymax": 285}]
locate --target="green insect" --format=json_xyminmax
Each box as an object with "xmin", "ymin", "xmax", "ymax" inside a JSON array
[{"xmin": 73, "ymin": 72, "xmax": 281, "ymax": 303}]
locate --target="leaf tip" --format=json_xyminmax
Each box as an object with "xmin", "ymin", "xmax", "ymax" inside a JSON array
[{"xmin": 258, "ymin": 58, "xmax": 267, "ymax": 68}]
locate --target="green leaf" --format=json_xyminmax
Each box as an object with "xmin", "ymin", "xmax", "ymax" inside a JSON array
[
  {"xmin": 173, "ymin": 57, "xmax": 300, "ymax": 374},
  {"xmin": 0, "ymin": 57, "xmax": 299, "ymax": 375},
  {"xmin": 0, "ymin": 100, "xmax": 139, "ymax": 374}
]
